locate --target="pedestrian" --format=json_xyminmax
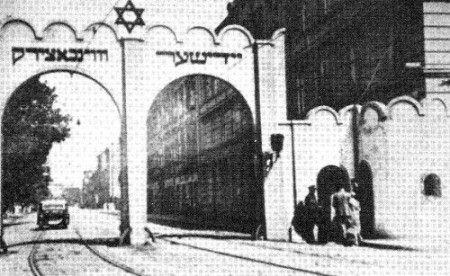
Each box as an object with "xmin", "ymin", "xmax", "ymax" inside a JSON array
[
  {"xmin": 303, "ymin": 185, "xmax": 320, "ymax": 243},
  {"xmin": 347, "ymin": 192, "xmax": 361, "ymax": 246},
  {"xmin": 330, "ymin": 184, "xmax": 352, "ymax": 245},
  {"xmin": 0, "ymin": 236, "xmax": 7, "ymax": 254},
  {"xmin": 291, "ymin": 200, "xmax": 306, "ymax": 240}
]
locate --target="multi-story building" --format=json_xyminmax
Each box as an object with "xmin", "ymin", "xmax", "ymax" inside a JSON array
[
  {"xmin": 62, "ymin": 187, "xmax": 81, "ymax": 206},
  {"xmin": 217, "ymin": 0, "xmax": 424, "ymax": 118},
  {"xmin": 81, "ymin": 143, "xmax": 120, "ymax": 209},
  {"xmin": 81, "ymin": 170, "xmax": 94, "ymax": 208},
  {"xmin": 215, "ymin": 0, "xmax": 289, "ymax": 39}
]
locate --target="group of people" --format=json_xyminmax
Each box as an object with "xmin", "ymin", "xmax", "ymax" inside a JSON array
[{"xmin": 292, "ymin": 183, "xmax": 361, "ymax": 246}]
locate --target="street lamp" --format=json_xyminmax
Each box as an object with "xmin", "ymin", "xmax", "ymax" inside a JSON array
[{"xmin": 270, "ymin": 133, "xmax": 284, "ymax": 158}]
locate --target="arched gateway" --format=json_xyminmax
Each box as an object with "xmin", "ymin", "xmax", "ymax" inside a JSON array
[
  {"xmin": 147, "ymin": 75, "xmax": 256, "ymax": 232},
  {"xmin": 0, "ymin": 1, "xmax": 287, "ymax": 244}
]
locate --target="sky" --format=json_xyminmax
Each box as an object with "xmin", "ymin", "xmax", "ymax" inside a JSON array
[
  {"xmin": 144, "ymin": 0, "xmax": 231, "ymax": 31},
  {"xmin": 37, "ymin": 1, "xmax": 231, "ymax": 191},
  {"xmin": 43, "ymin": 73, "xmax": 120, "ymax": 190}
]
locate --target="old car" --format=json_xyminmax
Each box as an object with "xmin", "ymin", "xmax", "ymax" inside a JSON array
[{"xmin": 37, "ymin": 198, "xmax": 70, "ymax": 229}]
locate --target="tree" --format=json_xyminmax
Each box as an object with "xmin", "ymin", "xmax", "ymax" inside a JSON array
[{"xmin": 2, "ymin": 76, "xmax": 71, "ymax": 212}]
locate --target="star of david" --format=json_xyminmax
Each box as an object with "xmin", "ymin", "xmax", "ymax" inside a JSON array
[{"xmin": 114, "ymin": 0, "xmax": 145, "ymax": 33}]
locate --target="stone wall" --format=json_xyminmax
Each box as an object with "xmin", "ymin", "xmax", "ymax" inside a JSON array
[
  {"xmin": 360, "ymin": 96, "xmax": 450, "ymax": 238},
  {"xmin": 266, "ymin": 94, "xmax": 450, "ymax": 241},
  {"xmin": 265, "ymin": 105, "xmax": 357, "ymax": 240}
]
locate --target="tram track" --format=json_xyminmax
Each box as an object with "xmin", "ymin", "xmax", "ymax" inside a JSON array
[
  {"xmin": 237, "ymin": 240, "xmax": 376, "ymax": 266},
  {"xmin": 158, "ymin": 236, "xmax": 335, "ymax": 276},
  {"xmin": 69, "ymin": 228, "xmax": 334, "ymax": 275},
  {"xmin": 155, "ymin": 231, "xmax": 377, "ymax": 268},
  {"xmin": 73, "ymin": 228, "xmax": 149, "ymax": 276},
  {"xmin": 26, "ymin": 221, "xmax": 358, "ymax": 276},
  {"xmin": 28, "ymin": 231, "xmax": 45, "ymax": 276},
  {"xmin": 27, "ymin": 227, "xmax": 148, "ymax": 276},
  {"xmin": 73, "ymin": 227, "xmax": 336, "ymax": 276}
]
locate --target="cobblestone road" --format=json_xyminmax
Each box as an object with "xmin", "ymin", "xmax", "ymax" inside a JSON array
[{"xmin": 1, "ymin": 208, "xmax": 449, "ymax": 275}]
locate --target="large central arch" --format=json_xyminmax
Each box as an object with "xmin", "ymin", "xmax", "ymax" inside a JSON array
[{"xmin": 147, "ymin": 74, "xmax": 258, "ymax": 232}]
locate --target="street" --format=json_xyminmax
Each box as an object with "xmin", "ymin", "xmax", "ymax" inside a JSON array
[{"xmin": 0, "ymin": 207, "xmax": 448, "ymax": 275}]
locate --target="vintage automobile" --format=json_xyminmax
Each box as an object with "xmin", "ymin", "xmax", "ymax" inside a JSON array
[{"xmin": 37, "ymin": 198, "xmax": 70, "ymax": 229}]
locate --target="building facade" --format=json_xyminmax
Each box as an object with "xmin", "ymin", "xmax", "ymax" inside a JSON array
[
  {"xmin": 147, "ymin": 75, "xmax": 257, "ymax": 231},
  {"xmin": 62, "ymin": 187, "xmax": 81, "ymax": 206},
  {"xmin": 81, "ymin": 145, "xmax": 120, "ymax": 209},
  {"xmin": 215, "ymin": 0, "xmax": 289, "ymax": 39},
  {"xmin": 217, "ymin": 0, "xmax": 425, "ymax": 118}
]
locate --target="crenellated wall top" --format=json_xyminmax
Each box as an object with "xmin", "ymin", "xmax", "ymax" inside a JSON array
[
  {"xmin": 285, "ymin": 95, "xmax": 450, "ymax": 127},
  {"xmin": 1, "ymin": 18, "xmax": 286, "ymax": 50},
  {"xmin": 0, "ymin": 0, "xmax": 229, "ymax": 39}
]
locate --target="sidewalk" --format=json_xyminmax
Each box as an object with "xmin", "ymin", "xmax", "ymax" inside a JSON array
[
  {"xmin": 79, "ymin": 210, "xmax": 450, "ymax": 275},
  {"xmin": 100, "ymin": 209, "xmax": 449, "ymax": 253},
  {"xmin": 361, "ymin": 235, "xmax": 450, "ymax": 253}
]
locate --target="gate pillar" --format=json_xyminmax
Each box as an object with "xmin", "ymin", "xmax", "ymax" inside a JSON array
[
  {"xmin": 124, "ymin": 107, "xmax": 148, "ymax": 245},
  {"xmin": 122, "ymin": 39, "xmax": 148, "ymax": 245}
]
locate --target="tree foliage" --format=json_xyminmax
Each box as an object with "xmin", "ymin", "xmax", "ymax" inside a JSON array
[{"xmin": 2, "ymin": 77, "xmax": 71, "ymax": 211}]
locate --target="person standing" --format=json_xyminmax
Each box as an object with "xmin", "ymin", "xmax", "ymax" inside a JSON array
[
  {"xmin": 330, "ymin": 186, "xmax": 352, "ymax": 245},
  {"xmin": 347, "ymin": 192, "xmax": 361, "ymax": 245},
  {"xmin": 0, "ymin": 207, "xmax": 7, "ymax": 254},
  {"xmin": 303, "ymin": 185, "xmax": 320, "ymax": 243},
  {"xmin": 0, "ymin": 237, "xmax": 6, "ymax": 254},
  {"xmin": 292, "ymin": 200, "xmax": 306, "ymax": 239}
]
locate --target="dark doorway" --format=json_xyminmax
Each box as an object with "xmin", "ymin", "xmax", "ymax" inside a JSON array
[
  {"xmin": 316, "ymin": 165, "xmax": 350, "ymax": 243},
  {"xmin": 355, "ymin": 160, "xmax": 375, "ymax": 238}
]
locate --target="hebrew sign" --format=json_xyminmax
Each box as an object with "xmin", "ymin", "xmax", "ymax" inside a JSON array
[
  {"xmin": 11, "ymin": 47, "xmax": 109, "ymax": 65},
  {"xmin": 156, "ymin": 50, "xmax": 242, "ymax": 66}
]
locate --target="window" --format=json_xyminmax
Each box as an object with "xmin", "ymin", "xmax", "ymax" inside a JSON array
[{"xmin": 423, "ymin": 174, "xmax": 442, "ymax": 197}]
